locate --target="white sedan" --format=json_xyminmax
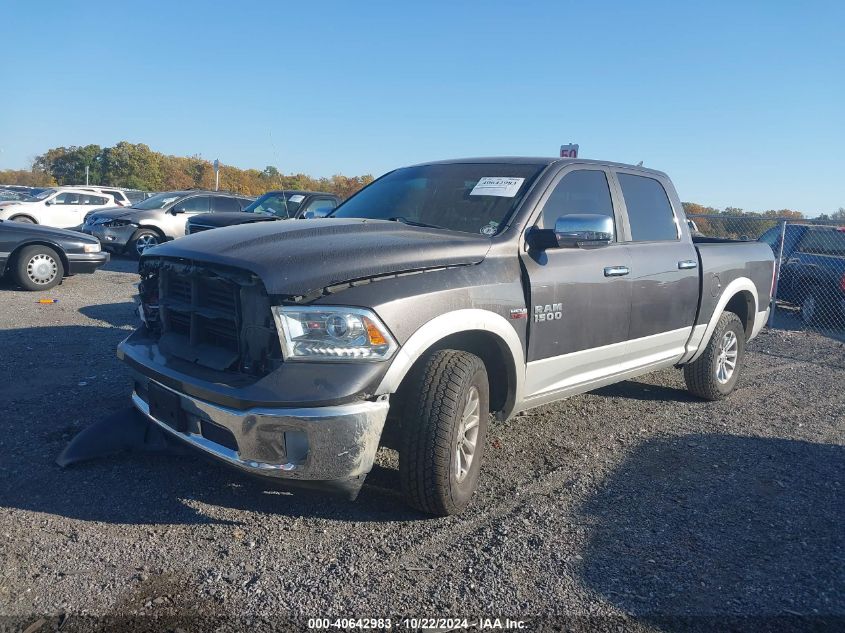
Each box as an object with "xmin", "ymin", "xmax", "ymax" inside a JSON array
[{"xmin": 0, "ymin": 187, "xmax": 118, "ymax": 229}]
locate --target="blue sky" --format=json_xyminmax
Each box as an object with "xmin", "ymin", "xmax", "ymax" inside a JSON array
[{"xmin": 1, "ymin": 1, "xmax": 842, "ymax": 213}]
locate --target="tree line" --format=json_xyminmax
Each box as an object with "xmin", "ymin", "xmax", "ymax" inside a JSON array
[
  {"xmin": 1, "ymin": 143, "xmax": 842, "ymax": 232},
  {"xmin": 682, "ymin": 202, "xmax": 845, "ymax": 239},
  {"xmin": 0, "ymin": 141, "xmax": 374, "ymax": 200}
]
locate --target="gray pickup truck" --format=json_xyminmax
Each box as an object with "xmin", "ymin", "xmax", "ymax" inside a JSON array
[{"xmin": 118, "ymin": 158, "xmax": 775, "ymax": 515}]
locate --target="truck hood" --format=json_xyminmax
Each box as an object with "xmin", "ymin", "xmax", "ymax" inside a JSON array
[
  {"xmin": 189, "ymin": 212, "xmax": 280, "ymax": 228},
  {"xmin": 143, "ymin": 218, "xmax": 491, "ymax": 297}
]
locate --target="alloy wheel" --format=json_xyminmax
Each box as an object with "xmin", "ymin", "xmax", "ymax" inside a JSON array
[
  {"xmin": 455, "ymin": 386, "xmax": 480, "ymax": 482},
  {"xmin": 716, "ymin": 330, "xmax": 738, "ymax": 384}
]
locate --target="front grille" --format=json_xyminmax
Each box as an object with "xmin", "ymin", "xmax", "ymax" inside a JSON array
[
  {"xmin": 188, "ymin": 224, "xmax": 214, "ymax": 235},
  {"xmin": 147, "ymin": 259, "xmax": 281, "ymax": 375},
  {"xmin": 158, "ymin": 265, "xmax": 242, "ymax": 371}
]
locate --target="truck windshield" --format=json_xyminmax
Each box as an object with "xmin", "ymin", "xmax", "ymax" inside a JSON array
[{"xmin": 331, "ymin": 163, "xmax": 545, "ymax": 235}]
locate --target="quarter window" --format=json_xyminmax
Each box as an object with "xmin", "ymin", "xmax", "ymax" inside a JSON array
[
  {"xmin": 618, "ymin": 173, "xmax": 678, "ymax": 242},
  {"xmin": 539, "ymin": 170, "xmax": 614, "ymax": 230}
]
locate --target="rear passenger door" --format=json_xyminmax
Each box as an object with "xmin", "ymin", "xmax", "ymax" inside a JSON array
[
  {"xmin": 613, "ymin": 170, "xmax": 699, "ymax": 359},
  {"xmin": 521, "ymin": 166, "xmax": 633, "ymax": 399}
]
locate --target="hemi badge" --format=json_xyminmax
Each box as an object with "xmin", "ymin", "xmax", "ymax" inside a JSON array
[{"xmin": 509, "ymin": 308, "xmax": 528, "ymax": 319}]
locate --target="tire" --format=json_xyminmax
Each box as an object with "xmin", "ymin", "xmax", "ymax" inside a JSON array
[
  {"xmin": 9, "ymin": 215, "xmax": 35, "ymax": 224},
  {"xmin": 14, "ymin": 245, "xmax": 64, "ymax": 291},
  {"xmin": 684, "ymin": 311, "xmax": 746, "ymax": 401},
  {"xmin": 800, "ymin": 288, "xmax": 821, "ymax": 326},
  {"xmin": 399, "ymin": 350, "xmax": 489, "ymax": 516},
  {"xmin": 128, "ymin": 228, "xmax": 161, "ymax": 258}
]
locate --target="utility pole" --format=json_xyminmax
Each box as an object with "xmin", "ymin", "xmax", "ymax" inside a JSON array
[
  {"xmin": 213, "ymin": 159, "xmax": 220, "ymax": 191},
  {"xmin": 85, "ymin": 165, "xmax": 89, "ymax": 185}
]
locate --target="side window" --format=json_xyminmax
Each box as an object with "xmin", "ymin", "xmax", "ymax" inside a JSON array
[
  {"xmin": 797, "ymin": 229, "xmax": 845, "ymax": 256},
  {"xmin": 303, "ymin": 197, "xmax": 338, "ymax": 215},
  {"xmin": 538, "ymin": 169, "xmax": 614, "ymax": 230},
  {"xmin": 212, "ymin": 196, "xmax": 242, "ymax": 213},
  {"xmin": 177, "ymin": 196, "xmax": 210, "ymax": 213},
  {"xmin": 79, "ymin": 194, "xmax": 108, "ymax": 205},
  {"xmin": 54, "ymin": 193, "xmax": 80, "ymax": 205},
  {"xmin": 617, "ymin": 173, "xmax": 678, "ymax": 242}
]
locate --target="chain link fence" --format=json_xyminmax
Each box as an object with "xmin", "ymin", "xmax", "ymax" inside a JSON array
[{"xmin": 688, "ymin": 214, "xmax": 845, "ymax": 341}]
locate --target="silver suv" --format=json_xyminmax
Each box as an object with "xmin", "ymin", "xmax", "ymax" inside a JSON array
[{"xmin": 82, "ymin": 190, "xmax": 253, "ymax": 257}]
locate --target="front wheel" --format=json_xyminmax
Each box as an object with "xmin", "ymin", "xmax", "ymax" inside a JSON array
[
  {"xmin": 684, "ymin": 311, "xmax": 746, "ymax": 401},
  {"xmin": 9, "ymin": 215, "xmax": 35, "ymax": 223},
  {"xmin": 128, "ymin": 228, "xmax": 161, "ymax": 258},
  {"xmin": 14, "ymin": 244, "xmax": 64, "ymax": 291},
  {"xmin": 399, "ymin": 350, "xmax": 489, "ymax": 516}
]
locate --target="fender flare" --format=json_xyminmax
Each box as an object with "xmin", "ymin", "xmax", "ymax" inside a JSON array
[
  {"xmin": 685, "ymin": 277, "xmax": 759, "ymax": 363},
  {"xmin": 7, "ymin": 213, "xmax": 39, "ymax": 224},
  {"xmin": 375, "ymin": 308, "xmax": 525, "ymax": 403}
]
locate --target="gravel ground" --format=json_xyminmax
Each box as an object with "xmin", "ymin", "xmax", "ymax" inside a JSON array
[{"xmin": 0, "ymin": 258, "xmax": 843, "ymax": 632}]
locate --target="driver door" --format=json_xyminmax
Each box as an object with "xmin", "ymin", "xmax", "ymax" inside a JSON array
[
  {"xmin": 167, "ymin": 195, "xmax": 210, "ymax": 236},
  {"xmin": 520, "ymin": 167, "xmax": 633, "ymax": 402},
  {"xmin": 45, "ymin": 192, "xmax": 85, "ymax": 228}
]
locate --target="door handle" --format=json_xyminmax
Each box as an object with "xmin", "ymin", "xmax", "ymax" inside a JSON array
[
  {"xmin": 604, "ymin": 266, "xmax": 630, "ymax": 277},
  {"xmin": 678, "ymin": 260, "xmax": 698, "ymax": 270}
]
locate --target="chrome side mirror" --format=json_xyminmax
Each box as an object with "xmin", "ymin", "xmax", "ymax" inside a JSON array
[{"xmin": 554, "ymin": 214, "xmax": 614, "ymax": 248}]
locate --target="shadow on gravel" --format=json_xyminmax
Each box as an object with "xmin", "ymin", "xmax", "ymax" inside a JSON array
[
  {"xmin": 100, "ymin": 256, "xmax": 139, "ymax": 273},
  {"xmin": 79, "ymin": 301, "xmax": 139, "ymax": 328},
  {"xmin": 0, "ymin": 323, "xmax": 416, "ymax": 526},
  {"xmin": 580, "ymin": 433, "xmax": 845, "ymax": 622},
  {"xmin": 592, "ymin": 380, "xmax": 697, "ymax": 403}
]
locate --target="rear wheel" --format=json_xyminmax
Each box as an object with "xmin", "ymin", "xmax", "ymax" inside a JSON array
[
  {"xmin": 14, "ymin": 245, "xmax": 64, "ymax": 291},
  {"xmin": 684, "ymin": 311, "xmax": 746, "ymax": 401},
  {"xmin": 128, "ymin": 228, "xmax": 161, "ymax": 258},
  {"xmin": 9, "ymin": 215, "xmax": 35, "ymax": 224},
  {"xmin": 399, "ymin": 350, "xmax": 489, "ymax": 516},
  {"xmin": 800, "ymin": 288, "xmax": 821, "ymax": 325}
]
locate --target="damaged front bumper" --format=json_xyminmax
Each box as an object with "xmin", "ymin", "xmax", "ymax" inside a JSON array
[{"xmin": 131, "ymin": 373, "xmax": 389, "ymax": 499}]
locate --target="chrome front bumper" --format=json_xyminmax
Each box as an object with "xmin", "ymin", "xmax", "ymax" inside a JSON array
[{"xmin": 131, "ymin": 377, "xmax": 390, "ymax": 487}]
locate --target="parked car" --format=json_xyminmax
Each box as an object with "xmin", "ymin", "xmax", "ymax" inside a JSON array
[
  {"xmin": 120, "ymin": 157, "xmax": 774, "ymax": 515},
  {"xmin": 82, "ymin": 190, "xmax": 254, "ymax": 257},
  {"xmin": 0, "ymin": 185, "xmax": 48, "ymax": 196},
  {"xmin": 0, "ymin": 189, "xmax": 30, "ymax": 202},
  {"xmin": 0, "ymin": 187, "xmax": 117, "ymax": 229},
  {"xmin": 759, "ymin": 223, "xmax": 845, "ymax": 324},
  {"xmin": 79, "ymin": 187, "xmax": 150, "ymax": 207},
  {"xmin": 186, "ymin": 190, "xmax": 342, "ymax": 234},
  {"xmin": 0, "ymin": 219, "xmax": 108, "ymax": 290}
]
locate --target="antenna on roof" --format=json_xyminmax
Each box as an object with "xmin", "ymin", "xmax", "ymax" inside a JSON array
[{"xmin": 636, "ymin": 161, "xmax": 643, "ymax": 166}]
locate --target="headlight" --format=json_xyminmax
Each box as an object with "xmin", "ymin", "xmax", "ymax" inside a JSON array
[
  {"xmin": 271, "ymin": 306, "xmax": 398, "ymax": 361},
  {"xmin": 103, "ymin": 219, "xmax": 133, "ymax": 227},
  {"xmin": 83, "ymin": 243, "xmax": 101, "ymax": 253}
]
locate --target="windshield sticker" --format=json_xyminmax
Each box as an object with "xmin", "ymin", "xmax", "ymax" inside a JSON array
[
  {"xmin": 480, "ymin": 221, "xmax": 499, "ymax": 236},
  {"xmin": 287, "ymin": 194, "xmax": 305, "ymax": 204},
  {"xmin": 469, "ymin": 177, "xmax": 525, "ymax": 198}
]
